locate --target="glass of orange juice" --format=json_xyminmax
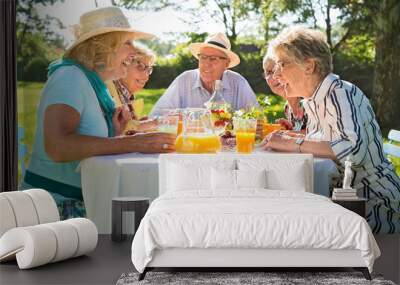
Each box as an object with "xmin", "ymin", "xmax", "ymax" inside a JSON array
[
  {"xmin": 263, "ymin": 123, "xmax": 283, "ymax": 137},
  {"xmin": 233, "ymin": 118, "xmax": 257, "ymax": 153},
  {"xmin": 177, "ymin": 119, "xmax": 183, "ymax": 135}
]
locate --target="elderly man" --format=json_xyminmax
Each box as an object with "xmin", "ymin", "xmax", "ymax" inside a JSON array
[{"xmin": 150, "ymin": 33, "xmax": 258, "ymax": 116}]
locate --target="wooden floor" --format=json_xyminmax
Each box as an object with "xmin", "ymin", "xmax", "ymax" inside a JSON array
[
  {"xmin": 0, "ymin": 235, "xmax": 133, "ymax": 285},
  {"xmin": 1, "ymin": 234, "xmax": 398, "ymax": 285},
  {"xmin": 373, "ymin": 234, "xmax": 400, "ymax": 284}
]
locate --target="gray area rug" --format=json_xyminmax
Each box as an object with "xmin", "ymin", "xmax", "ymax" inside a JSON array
[{"xmin": 116, "ymin": 271, "xmax": 396, "ymax": 285}]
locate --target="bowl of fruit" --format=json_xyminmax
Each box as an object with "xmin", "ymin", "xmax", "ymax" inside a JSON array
[{"xmin": 210, "ymin": 107, "xmax": 232, "ymax": 136}]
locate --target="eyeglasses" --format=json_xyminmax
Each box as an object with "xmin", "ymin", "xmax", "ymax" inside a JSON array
[
  {"xmin": 263, "ymin": 69, "xmax": 274, "ymax": 80},
  {"xmin": 131, "ymin": 59, "xmax": 154, "ymax": 75},
  {"xmin": 197, "ymin": 54, "xmax": 228, "ymax": 63},
  {"xmin": 274, "ymin": 60, "xmax": 294, "ymax": 71}
]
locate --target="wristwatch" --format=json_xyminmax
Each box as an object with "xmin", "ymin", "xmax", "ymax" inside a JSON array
[{"xmin": 295, "ymin": 137, "xmax": 304, "ymax": 153}]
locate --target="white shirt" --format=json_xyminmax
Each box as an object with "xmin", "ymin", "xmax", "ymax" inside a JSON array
[
  {"xmin": 150, "ymin": 69, "xmax": 258, "ymax": 116},
  {"xmin": 303, "ymin": 73, "xmax": 399, "ymax": 191}
]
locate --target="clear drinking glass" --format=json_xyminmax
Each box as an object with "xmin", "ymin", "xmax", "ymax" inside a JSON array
[
  {"xmin": 233, "ymin": 118, "xmax": 257, "ymax": 153},
  {"xmin": 161, "ymin": 109, "xmax": 184, "ymax": 135},
  {"xmin": 157, "ymin": 114, "xmax": 179, "ymax": 134}
]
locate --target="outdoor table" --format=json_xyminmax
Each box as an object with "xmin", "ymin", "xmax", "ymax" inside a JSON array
[{"xmin": 80, "ymin": 152, "xmax": 339, "ymax": 234}]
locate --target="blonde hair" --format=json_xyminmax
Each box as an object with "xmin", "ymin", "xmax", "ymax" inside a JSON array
[
  {"xmin": 65, "ymin": 31, "xmax": 133, "ymax": 72},
  {"xmin": 131, "ymin": 42, "xmax": 156, "ymax": 65},
  {"xmin": 269, "ymin": 26, "xmax": 332, "ymax": 78}
]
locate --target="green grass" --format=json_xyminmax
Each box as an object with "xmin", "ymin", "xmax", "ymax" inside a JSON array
[
  {"xmin": 18, "ymin": 82, "xmax": 44, "ymax": 182},
  {"xmin": 17, "ymin": 81, "xmax": 400, "ymax": 178},
  {"xmin": 18, "ymin": 82, "xmax": 43, "ymax": 159},
  {"xmin": 18, "ymin": 82, "xmax": 43, "ymax": 138},
  {"xmin": 388, "ymin": 156, "xmax": 400, "ymax": 177},
  {"xmin": 134, "ymin": 88, "xmax": 165, "ymax": 115}
]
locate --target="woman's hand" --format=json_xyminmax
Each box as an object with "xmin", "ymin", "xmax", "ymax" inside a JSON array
[
  {"xmin": 43, "ymin": 105, "xmax": 175, "ymax": 161},
  {"xmin": 113, "ymin": 105, "xmax": 131, "ymax": 136},
  {"xmin": 261, "ymin": 131, "xmax": 296, "ymax": 153},
  {"xmin": 127, "ymin": 132, "xmax": 176, "ymax": 153},
  {"xmin": 260, "ymin": 131, "xmax": 337, "ymax": 159}
]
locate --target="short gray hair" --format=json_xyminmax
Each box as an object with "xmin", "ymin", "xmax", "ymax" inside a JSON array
[
  {"xmin": 262, "ymin": 52, "xmax": 273, "ymax": 68},
  {"xmin": 269, "ymin": 26, "xmax": 332, "ymax": 78},
  {"xmin": 132, "ymin": 42, "xmax": 156, "ymax": 65}
]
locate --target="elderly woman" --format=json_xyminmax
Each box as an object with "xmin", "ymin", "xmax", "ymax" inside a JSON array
[
  {"xmin": 22, "ymin": 7, "xmax": 175, "ymax": 218},
  {"xmin": 108, "ymin": 43, "xmax": 157, "ymax": 133},
  {"xmin": 263, "ymin": 55, "xmax": 307, "ymax": 132},
  {"xmin": 263, "ymin": 26, "xmax": 400, "ymax": 234}
]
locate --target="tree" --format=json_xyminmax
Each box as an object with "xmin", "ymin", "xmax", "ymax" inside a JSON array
[
  {"xmin": 196, "ymin": 0, "xmax": 257, "ymax": 46},
  {"xmin": 258, "ymin": 0, "xmax": 278, "ymax": 42},
  {"xmin": 259, "ymin": 0, "xmax": 398, "ymax": 131},
  {"xmin": 17, "ymin": 0, "xmax": 65, "ymax": 45},
  {"xmin": 266, "ymin": 0, "xmax": 373, "ymax": 53},
  {"xmin": 115, "ymin": 0, "xmax": 257, "ymax": 46},
  {"xmin": 370, "ymin": 0, "xmax": 400, "ymax": 132},
  {"xmin": 112, "ymin": 0, "xmax": 174, "ymax": 11},
  {"xmin": 17, "ymin": 0, "xmax": 66, "ymax": 81}
]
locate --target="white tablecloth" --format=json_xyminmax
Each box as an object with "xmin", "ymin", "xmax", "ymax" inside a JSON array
[{"xmin": 80, "ymin": 153, "xmax": 338, "ymax": 234}]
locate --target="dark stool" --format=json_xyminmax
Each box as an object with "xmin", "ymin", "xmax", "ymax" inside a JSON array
[
  {"xmin": 332, "ymin": 197, "xmax": 367, "ymax": 218},
  {"xmin": 112, "ymin": 197, "xmax": 150, "ymax": 242}
]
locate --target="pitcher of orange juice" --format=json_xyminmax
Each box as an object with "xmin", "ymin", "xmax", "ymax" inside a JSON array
[{"xmin": 175, "ymin": 108, "xmax": 221, "ymax": 153}]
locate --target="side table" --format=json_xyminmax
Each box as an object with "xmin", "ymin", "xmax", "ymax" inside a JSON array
[
  {"xmin": 332, "ymin": 197, "xmax": 367, "ymax": 218},
  {"xmin": 112, "ymin": 197, "xmax": 150, "ymax": 242}
]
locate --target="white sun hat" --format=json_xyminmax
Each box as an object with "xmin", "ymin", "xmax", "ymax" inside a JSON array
[
  {"xmin": 188, "ymin": 32, "xmax": 240, "ymax": 68},
  {"xmin": 64, "ymin": 6, "xmax": 154, "ymax": 57}
]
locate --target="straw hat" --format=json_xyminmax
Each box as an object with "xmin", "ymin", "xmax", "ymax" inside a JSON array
[
  {"xmin": 64, "ymin": 7, "xmax": 154, "ymax": 56},
  {"xmin": 188, "ymin": 33, "xmax": 240, "ymax": 68}
]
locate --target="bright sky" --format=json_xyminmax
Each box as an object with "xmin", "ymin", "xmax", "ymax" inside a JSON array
[{"xmin": 37, "ymin": 0, "xmax": 225, "ymax": 45}]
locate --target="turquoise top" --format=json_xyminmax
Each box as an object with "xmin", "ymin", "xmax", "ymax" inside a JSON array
[
  {"xmin": 48, "ymin": 59, "xmax": 116, "ymax": 136},
  {"xmin": 25, "ymin": 65, "xmax": 108, "ymax": 194}
]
